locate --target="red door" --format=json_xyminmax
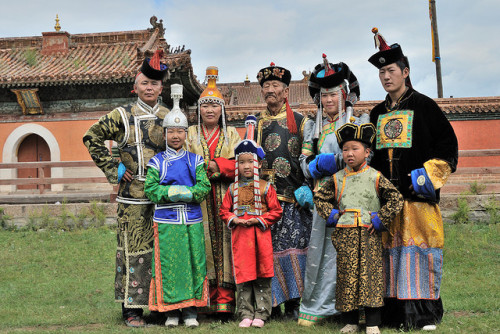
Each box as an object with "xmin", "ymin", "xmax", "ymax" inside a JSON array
[{"xmin": 17, "ymin": 134, "xmax": 51, "ymax": 190}]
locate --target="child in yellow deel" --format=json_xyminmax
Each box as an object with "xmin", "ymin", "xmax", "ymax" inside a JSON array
[{"xmin": 313, "ymin": 123, "xmax": 403, "ymax": 334}]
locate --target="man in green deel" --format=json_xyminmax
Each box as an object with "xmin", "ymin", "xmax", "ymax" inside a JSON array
[{"xmin": 83, "ymin": 50, "xmax": 169, "ymax": 327}]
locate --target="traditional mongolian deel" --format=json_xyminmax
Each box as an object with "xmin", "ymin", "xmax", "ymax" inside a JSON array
[
  {"xmin": 221, "ymin": 179, "xmax": 282, "ymax": 284},
  {"xmin": 220, "ymin": 177, "xmax": 282, "ymax": 322},
  {"xmin": 370, "ymin": 87, "xmax": 458, "ymax": 304},
  {"xmin": 368, "ymin": 28, "xmax": 458, "ymax": 329},
  {"xmin": 186, "ymin": 66, "xmax": 241, "ymax": 314},
  {"xmin": 314, "ymin": 161, "xmax": 403, "ymax": 313},
  {"xmin": 220, "ymin": 115, "xmax": 283, "ymax": 322},
  {"xmin": 83, "ymin": 98, "xmax": 168, "ymax": 309},
  {"xmin": 298, "ymin": 55, "xmax": 368, "ymax": 326},
  {"xmin": 144, "ymin": 146, "xmax": 211, "ymax": 312}
]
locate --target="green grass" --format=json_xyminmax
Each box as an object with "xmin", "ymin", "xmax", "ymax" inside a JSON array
[{"xmin": 0, "ymin": 224, "xmax": 498, "ymax": 333}]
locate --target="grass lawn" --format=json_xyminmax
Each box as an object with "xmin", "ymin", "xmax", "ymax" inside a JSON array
[{"xmin": 0, "ymin": 223, "xmax": 498, "ymax": 333}]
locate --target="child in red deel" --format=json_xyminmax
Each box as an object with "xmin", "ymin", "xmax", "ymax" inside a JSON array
[{"xmin": 220, "ymin": 115, "xmax": 282, "ymax": 328}]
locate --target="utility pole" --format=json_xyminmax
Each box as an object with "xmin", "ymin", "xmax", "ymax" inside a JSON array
[{"xmin": 429, "ymin": 0, "xmax": 443, "ymax": 98}]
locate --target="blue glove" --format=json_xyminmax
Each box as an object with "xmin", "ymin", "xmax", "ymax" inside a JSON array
[
  {"xmin": 370, "ymin": 212, "xmax": 386, "ymax": 232},
  {"xmin": 168, "ymin": 185, "xmax": 193, "ymax": 202},
  {"xmin": 294, "ymin": 185, "xmax": 314, "ymax": 209},
  {"xmin": 117, "ymin": 162, "xmax": 127, "ymax": 183},
  {"xmin": 326, "ymin": 209, "xmax": 340, "ymax": 227},
  {"xmin": 411, "ymin": 167, "xmax": 436, "ymax": 201},
  {"xmin": 308, "ymin": 153, "xmax": 337, "ymax": 179}
]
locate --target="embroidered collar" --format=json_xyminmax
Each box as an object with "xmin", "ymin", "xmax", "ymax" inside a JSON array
[
  {"xmin": 238, "ymin": 176, "xmax": 253, "ymax": 186},
  {"xmin": 385, "ymin": 87, "xmax": 413, "ymax": 112},
  {"xmin": 345, "ymin": 161, "xmax": 369, "ymax": 175},
  {"xmin": 325, "ymin": 112, "xmax": 341, "ymax": 123},
  {"xmin": 165, "ymin": 146, "xmax": 185, "ymax": 157},
  {"xmin": 202, "ymin": 124, "xmax": 220, "ymax": 141},
  {"xmin": 261, "ymin": 104, "xmax": 286, "ymax": 120},
  {"xmin": 137, "ymin": 97, "xmax": 160, "ymax": 115}
]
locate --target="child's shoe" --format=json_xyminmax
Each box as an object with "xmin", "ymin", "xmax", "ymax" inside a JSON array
[
  {"xmin": 165, "ymin": 317, "xmax": 179, "ymax": 327},
  {"xmin": 239, "ymin": 318, "xmax": 253, "ymax": 328},
  {"xmin": 251, "ymin": 318, "xmax": 265, "ymax": 328},
  {"xmin": 365, "ymin": 326, "xmax": 380, "ymax": 334},
  {"xmin": 184, "ymin": 318, "xmax": 199, "ymax": 328},
  {"xmin": 340, "ymin": 324, "xmax": 359, "ymax": 333}
]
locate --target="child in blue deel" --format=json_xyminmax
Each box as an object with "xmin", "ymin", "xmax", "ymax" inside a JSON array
[
  {"xmin": 313, "ymin": 122, "xmax": 403, "ymax": 334},
  {"xmin": 144, "ymin": 85, "xmax": 211, "ymax": 328}
]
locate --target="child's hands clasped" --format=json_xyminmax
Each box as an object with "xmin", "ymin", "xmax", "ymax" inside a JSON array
[{"xmin": 233, "ymin": 218, "xmax": 260, "ymax": 227}]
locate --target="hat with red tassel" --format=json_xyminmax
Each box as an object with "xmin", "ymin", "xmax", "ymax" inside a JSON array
[
  {"xmin": 368, "ymin": 27, "xmax": 405, "ymax": 69},
  {"xmin": 308, "ymin": 54, "xmax": 360, "ymax": 104},
  {"xmin": 257, "ymin": 62, "xmax": 297, "ymax": 134},
  {"xmin": 368, "ymin": 28, "xmax": 412, "ymax": 88},
  {"xmin": 139, "ymin": 49, "xmax": 168, "ymax": 80}
]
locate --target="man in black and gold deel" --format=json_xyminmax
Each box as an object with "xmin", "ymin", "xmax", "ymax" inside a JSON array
[
  {"xmin": 83, "ymin": 50, "xmax": 169, "ymax": 328},
  {"xmin": 368, "ymin": 28, "xmax": 458, "ymax": 332},
  {"xmin": 255, "ymin": 63, "xmax": 313, "ymax": 320}
]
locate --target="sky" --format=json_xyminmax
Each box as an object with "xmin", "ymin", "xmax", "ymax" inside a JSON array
[{"xmin": 1, "ymin": 0, "xmax": 499, "ymax": 101}]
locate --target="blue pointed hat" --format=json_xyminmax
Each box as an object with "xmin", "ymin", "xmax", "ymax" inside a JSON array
[{"xmin": 234, "ymin": 115, "xmax": 265, "ymax": 159}]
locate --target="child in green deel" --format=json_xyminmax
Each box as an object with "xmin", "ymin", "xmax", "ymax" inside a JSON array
[
  {"xmin": 144, "ymin": 85, "xmax": 211, "ymax": 328},
  {"xmin": 313, "ymin": 123, "xmax": 403, "ymax": 334}
]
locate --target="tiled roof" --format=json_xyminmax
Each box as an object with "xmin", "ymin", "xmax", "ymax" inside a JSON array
[
  {"xmin": 0, "ymin": 25, "xmax": 195, "ymax": 88},
  {"xmin": 218, "ymin": 79, "xmax": 500, "ymax": 121},
  {"xmin": 218, "ymin": 79, "xmax": 311, "ymax": 106}
]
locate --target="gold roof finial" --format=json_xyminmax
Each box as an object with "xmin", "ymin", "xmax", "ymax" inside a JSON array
[
  {"xmin": 54, "ymin": 14, "xmax": 61, "ymax": 32},
  {"xmin": 245, "ymin": 74, "xmax": 249, "ymax": 81}
]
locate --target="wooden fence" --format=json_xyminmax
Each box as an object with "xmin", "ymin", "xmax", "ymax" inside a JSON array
[
  {"xmin": 0, "ymin": 149, "xmax": 499, "ymax": 195},
  {"xmin": 0, "ymin": 161, "xmax": 107, "ymax": 194}
]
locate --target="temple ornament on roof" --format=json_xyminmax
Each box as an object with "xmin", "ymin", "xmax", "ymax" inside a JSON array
[{"xmin": 54, "ymin": 15, "xmax": 61, "ymax": 32}]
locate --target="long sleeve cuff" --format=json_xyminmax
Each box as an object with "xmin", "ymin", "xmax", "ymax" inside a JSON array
[
  {"xmin": 410, "ymin": 168, "xmax": 436, "ymax": 201},
  {"xmin": 370, "ymin": 212, "xmax": 387, "ymax": 232},
  {"xmin": 257, "ymin": 217, "xmax": 268, "ymax": 231},
  {"xmin": 326, "ymin": 209, "xmax": 339, "ymax": 227},
  {"xmin": 227, "ymin": 215, "xmax": 237, "ymax": 229}
]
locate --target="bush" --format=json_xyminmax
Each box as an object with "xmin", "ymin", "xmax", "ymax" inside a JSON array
[
  {"xmin": 484, "ymin": 196, "xmax": 500, "ymax": 224},
  {"xmin": 0, "ymin": 207, "xmax": 11, "ymax": 229},
  {"xmin": 451, "ymin": 196, "xmax": 470, "ymax": 224},
  {"xmin": 468, "ymin": 181, "xmax": 486, "ymax": 195}
]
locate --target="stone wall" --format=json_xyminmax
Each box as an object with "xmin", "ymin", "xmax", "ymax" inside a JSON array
[{"xmin": 1, "ymin": 194, "xmax": 498, "ymax": 228}]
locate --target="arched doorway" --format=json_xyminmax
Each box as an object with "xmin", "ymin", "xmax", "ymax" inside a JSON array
[{"xmin": 17, "ymin": 134, "xmax": 51, "ymax": 190}]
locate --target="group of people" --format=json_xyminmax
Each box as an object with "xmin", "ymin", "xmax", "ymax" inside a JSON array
[{"xmin": 83, "ymin": 29, "xmax": 458, "ymax": 333}]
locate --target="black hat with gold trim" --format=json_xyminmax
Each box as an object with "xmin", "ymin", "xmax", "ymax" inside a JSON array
[
  {"xmin": 257, "ymin": 62, "xmax": 291, "ymax": 87},
  {"xmin": 257, "ymin": 62, "xmax": 297, "ymax": 134},
  {"xmin": 335, "ymin": 123, "xmax": 376, "ymax": 148}
]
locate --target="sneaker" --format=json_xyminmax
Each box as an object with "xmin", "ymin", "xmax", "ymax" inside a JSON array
[
  {"xmin": 422, "ymin": 325, "xmax": 437, "ymax": 331},
  {"xmin": 124, "ymin": 315, "xmax": 146, "ymax": 328},
  {"xmin": 239, "ymin": 318, "xmax": 253, "ymax": 328},
  {"xmin": 184, "ymin": 318, "xmax": 199, "ymax": 328},
  {"xmin": 165, "ymin": 317, "xmax": 179, "ymax": 327},
  {"xmin": 251, "ymin": 318, "xmax": 265, "ymax": 328},
  {"xmin": 340, "ymin": 324, "xmax": 359, "ymax": 333},
  {"xmin": 366, "ymin": 326, "xmax": 381, "ymax": 334}
]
